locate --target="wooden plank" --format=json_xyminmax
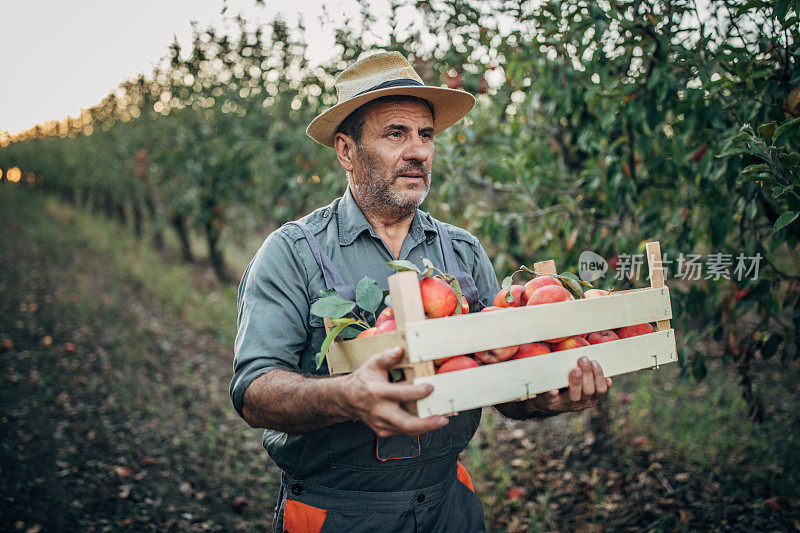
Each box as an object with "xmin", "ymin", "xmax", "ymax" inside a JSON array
[
  {"xmin": 405, "ymin": 287, "xmax": 672, "ymax": 362},
  {"xmin": 327, "ymin": 330, "xmax": 406, "ymax": 374},
  {"xmin": 387, "ymin": 272, "xmax": 434, "ymax": 416},
  {"xmin": 533, "ymin": 260, "xmax": 558, "ymax": 275},
  {"xmin": 413, "ymin": 329, "xmax": 677, "ymax": 416},
  {"xmin": 646, "ymin": 241, "xmax": 672, "ymax": 332}
]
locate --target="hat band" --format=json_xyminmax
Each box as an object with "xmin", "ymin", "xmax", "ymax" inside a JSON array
[{"xmin": 353, "ymin": 78, "xmax": 423, "ymax": 97}]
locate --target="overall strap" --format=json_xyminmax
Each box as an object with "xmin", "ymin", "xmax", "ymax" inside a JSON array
[
  {"xmin": 291, "ymin": 221, "xmax": 356, "ymax": 302},
  {"xmin": 433, "ymin": 219, "xmax": 481, "ymax": 311}
]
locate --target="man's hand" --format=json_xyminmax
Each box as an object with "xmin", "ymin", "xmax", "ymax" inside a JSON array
[
  {"xmin": 342, "ymin": 346, "xmax": 449, "ymax": 437},
  {"xmin": 495, "ymin": 356, "xmax": 612, "ymax": 420}
]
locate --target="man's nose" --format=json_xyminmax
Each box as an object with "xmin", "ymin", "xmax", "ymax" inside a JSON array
[{"xmin": 403, "ymin": 134, "xmax": 431, "ymax": 162}]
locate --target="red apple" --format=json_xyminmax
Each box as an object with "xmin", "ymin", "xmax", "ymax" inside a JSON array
[
  {"xmin": 375, "ymin": 319, "xmax": 397, "ymax": 334},
  {"xmin": 526, "ymin": 285, "xmax": 574, "ymax": 306},
  {"xmin": 586, "ymin": 330, "xmax": 619, "ymax": 344},
  {"xmin": 375, "ymin": 307, "xmax": 394, "ymax": 327},
  {"xmin": 493, "ymin": 285, "xmax": 526, "ymax": 308},
  {"xmin": 522, "ymin": 275, "xmax": 563, "ymax": 303},
  {"xmin": 615, "ymin": 323, "xmax": 655, "ymax": 339},
  {"xmin": 436, "ymin": 355, "xmax": 479, "ymax": 373},
  {"xmin": 552, "ymin": 336, "xmax": 591, "ymax": 351},
  {"xmin": 511, "ymin": 342, "xmax": 551, "ymax": 359},
  {"xmin": 583, "ymin": 288, "xmax": 610, "ymax": 298},
  {"xmin": 475, "ymin": 344, "xmax": 519, "ymax": 364},
  {"xmin": 356, "ymin": 327, "xmax": 378, "ymax": 339},
  {"xmin": 419, "ymin": 277, "xmax": 458, "ymax": 318}
]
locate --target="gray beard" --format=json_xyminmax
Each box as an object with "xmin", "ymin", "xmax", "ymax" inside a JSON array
[{"xmin": 350, "ymin": 150, "xmax": 431, "ymax": 220}]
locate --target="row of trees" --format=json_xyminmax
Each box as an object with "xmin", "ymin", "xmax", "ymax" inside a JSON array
[{"xmin": 1, "ymin": 0, "xmax": 798, "ymax": 411}]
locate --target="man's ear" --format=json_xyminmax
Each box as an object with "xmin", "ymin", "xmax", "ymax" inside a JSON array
[{"xmin": 333, "ymin": 133, "xmax": 355, "ymax": 172}]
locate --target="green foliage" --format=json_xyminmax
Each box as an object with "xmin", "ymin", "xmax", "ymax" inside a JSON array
[{"xmin": 1, "ymin": 0, "xmax": 798, "ymax": 408}]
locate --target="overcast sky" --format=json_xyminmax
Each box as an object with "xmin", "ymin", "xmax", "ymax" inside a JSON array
[{"xmin": 0, "ymin": 0, "xmax": 401, "ymax": 135}]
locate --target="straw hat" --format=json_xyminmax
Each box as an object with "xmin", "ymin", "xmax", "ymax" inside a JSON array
[{"xmin": 306, "ymin": 51, "xmax": 475, "ymax": 147}]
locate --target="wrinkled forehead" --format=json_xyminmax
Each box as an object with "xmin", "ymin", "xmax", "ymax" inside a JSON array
[{"xmin": 361, "ymin": 97, "xmax": 434, "ymax": 128}]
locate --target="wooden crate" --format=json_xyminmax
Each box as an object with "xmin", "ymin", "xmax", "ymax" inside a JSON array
[{"xmin": 326, "ymin": 241, "xmax": 677, "ymax": 416}]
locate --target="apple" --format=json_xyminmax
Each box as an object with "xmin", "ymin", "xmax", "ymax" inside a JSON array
[
  {"xmin": 375, "ymin": 307, "xmax": 394, "ymax": 327},
  {"xmin": 64, "ymin": 342, "xmax": 77, "ymax": 355},
  {"xmin": 526, "ymin": 285, "xmax": 574, "ymax": 306},
  {"xmin": 586, "ymin": 330, "xmax": 619, "ymax": 344},
  {"xmin": 375, "ymin": 319, "xmax": 396, "ymax": 334},
  {"xmin": 522, "ymin": 275, "xmax": 563, "ymax": 303},
  {"xmin": 526, "ymin": 285, "xmax": 575, "ymax": 342},
  {"xmin": 552, "ymin": 336, "xmax": 590, "ymax": 351},
  {"xmin": 511, "ymin": 342, "xmax": 551, "ymax": 359},
  {"xmin": 583, "ymin": 288, "xmax": 610, "ymax": 298},
  {"xmin": 615, "ymin": 323, "xmax": 655, "ymax": 338},
  {"xmin": 475, "ymin": 344, "xmax": 519, "ymax": 364},
  {"xmin": 493, "ymin": 285, "xmax": 526, "ymax": 308},
  {"xmin": 436, "ymin": 355, "xmax": 479, "ymax": 373},
  {"xmin": 356, "ymin": 327, "xmax": 378, "ymax": 339},
  {"xmin": 480, "ymin": 306, "xmax": 502, "ymax": 312},
  {"xmin": 419, "ymin": 277, "xmax": 458, "ymax": 318}
]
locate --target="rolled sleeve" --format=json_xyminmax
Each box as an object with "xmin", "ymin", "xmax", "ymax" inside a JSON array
[{"xmin": 230, "ymin": 228, "xmax": 312, "ymax": 418}]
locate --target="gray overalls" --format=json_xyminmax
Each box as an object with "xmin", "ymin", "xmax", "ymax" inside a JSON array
[{"xmin": 272, "ymin": 220, "xmax": 486, "ymax": 533}]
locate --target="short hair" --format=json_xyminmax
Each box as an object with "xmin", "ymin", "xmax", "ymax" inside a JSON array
[{"xmin": 335, "ymin": 95, "xmax": 435, "ymax": 147}]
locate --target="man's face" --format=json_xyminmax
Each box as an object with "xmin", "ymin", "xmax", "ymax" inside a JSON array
[{"xmin": 347, "ymin": 99, "xmax": 435, "ymax": 217}]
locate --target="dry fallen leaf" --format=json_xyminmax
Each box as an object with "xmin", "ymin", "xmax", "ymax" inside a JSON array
[{"xmin": 112, "ymin": 465, "xmax": 133, "ymax": 478}]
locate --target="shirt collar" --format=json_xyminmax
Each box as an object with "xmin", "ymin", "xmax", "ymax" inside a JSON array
[{"xmin": 337, "ymin": 187, "xmax": 439, "ymax": 246}]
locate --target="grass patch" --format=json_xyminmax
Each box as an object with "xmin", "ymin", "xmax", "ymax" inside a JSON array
[{"xmin": 40, "ymin": 194, "xmax": 239, "ymax": 348}]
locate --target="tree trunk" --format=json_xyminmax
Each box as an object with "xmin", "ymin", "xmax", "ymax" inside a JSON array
[
  {"xmin": 205, "ymin": 220, "xmax": 230, "ymax": 283},
  {"xmin": 171, "ymin": 213, "xmax": 194, "ymax": 263},
  {"xmin": 132, "ymin": 200, "xmax": 143, "ymax": 239},
  {"xmin": 115, "ymin": 200, "xmax": 127, "ymax": 226},
  {"xmin": 144, "ymin": 192, "xmax": 164, "ymax": 250},
  {"xmin": 103, "ymin": 191, "xmax": 114, "ymax": 219}
]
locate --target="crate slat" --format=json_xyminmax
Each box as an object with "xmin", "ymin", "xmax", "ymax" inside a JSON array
[
  {"xmin": 405, "ymin": 287, "xmax": 671, "ymax": 362},
  {"xmin": 327, "ymin": 330, "xmax": 406, "ymax": 374},
  {"xmin": 413, "ymin": 329, "xmax": 677, "ymax": 417}
]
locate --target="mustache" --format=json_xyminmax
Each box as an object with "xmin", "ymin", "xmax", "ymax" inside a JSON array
[{"xmin": 392, "ymin": 162, "xmax": 430, "ymax": 180}]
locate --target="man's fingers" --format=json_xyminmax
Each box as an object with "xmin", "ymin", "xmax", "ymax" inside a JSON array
[
  {"xmin": 568, "ymin": 367, "xmax": 583, "ymax": 402},
  {"xmin": 365, "ymin": 346, "xmax": 404, "ymax": 372},
  {"xmin": 372, "ymin": 405, "xmax": 448, "ymax": 436},
  {"xmin": 376, "ymin": 382, "xmax": 436, "ymax": 403},
  {"xmin": 579, "ymin": 357, "xmax": 595, "ymax": 397},
  {"xmin": 591, "ymin": 360, "xmax": 608, "ymax": 395}
]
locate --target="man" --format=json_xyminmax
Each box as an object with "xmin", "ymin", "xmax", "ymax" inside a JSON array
[{"xmin": 231, "ymin": 51, "xmax": 611, "ymax": 532}]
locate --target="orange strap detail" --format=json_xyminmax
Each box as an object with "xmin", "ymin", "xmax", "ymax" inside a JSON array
[
  {"xmin": 456, "ymin": 461, "xmax": 474, "ymax": 492},
  {"xmin": 283, "ymin": 499, "xmax": 328, "ymax": 533}
]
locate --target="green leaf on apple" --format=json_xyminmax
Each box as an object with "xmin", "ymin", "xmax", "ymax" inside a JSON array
[
  {"xmin": 355, "ymin": 276, "xmax": 383, "ymax": 315},
  {"xmin": 311, "ymin": 293, "xmax": 356, "ymax": 318},
  {"xmin": 443, "ymin": 274, "xmax": 465, "ymax": 314},
  {"xmin": 558, "ymin": 272, "xmax": 585, "ymax": 298},
  {"xmin": 388, "ymin": 259, "xmax": 421, "ymax": 274},
  {"xmin": 501, "ymin": 275, "xmax": 515, "ymax": 303}
]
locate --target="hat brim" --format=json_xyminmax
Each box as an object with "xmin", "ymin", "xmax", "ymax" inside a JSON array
[{"xmin": 306, "ymin": 85, "xmax": 475, "ymax": 148}]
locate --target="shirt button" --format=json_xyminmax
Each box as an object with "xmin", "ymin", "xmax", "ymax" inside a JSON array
[
  {"xmin": 417, "ymin": 493, "xmax": 426, "ymax": 503},
  {"xmin": 291, "ymin": 484, "xmax": 303, "ymax": 496},
  {"xmin": 322, "ymin": 209, "xmax": 331, "ymax": 218}
]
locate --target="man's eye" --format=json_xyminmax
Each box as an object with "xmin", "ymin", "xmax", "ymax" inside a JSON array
[{"xmin": 388, "ymin": 131, "xmax": 402, "ymax": 138}]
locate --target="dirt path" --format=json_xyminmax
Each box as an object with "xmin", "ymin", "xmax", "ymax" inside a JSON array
[{"xmin": 0, "ymin": 189, "xmax": 278, "ymax": 532}]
